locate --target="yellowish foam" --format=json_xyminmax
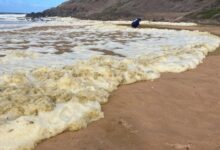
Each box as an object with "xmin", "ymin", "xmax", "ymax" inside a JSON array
[
  {"xmin": 0, "ymin": 42, "xmax": 219, "ymax": 149},
  {"xmin": 0, "ymin": 56, "xmax": 160, "ymax": 150},
  {"xmin": 0, "ymin": 18, "xmax": 220, "ymax": 150}
]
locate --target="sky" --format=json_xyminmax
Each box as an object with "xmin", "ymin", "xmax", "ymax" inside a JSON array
[{"xmin": 0, "ymin": 0, "xmax": 66, "ymax": 13}]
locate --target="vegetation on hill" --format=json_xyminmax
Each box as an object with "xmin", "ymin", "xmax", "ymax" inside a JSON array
[{"xmin": 26, "ymin": 0, "xmax": 220, "ymax": 24}]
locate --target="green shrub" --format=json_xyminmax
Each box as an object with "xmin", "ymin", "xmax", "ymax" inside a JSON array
[{"xmin": 198, "ymin": 8, "xmax": 220, "ymax": 19}]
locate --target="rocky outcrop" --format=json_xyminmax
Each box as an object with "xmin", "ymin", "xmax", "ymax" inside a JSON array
[{"xmin": 26, "ymin": 0, "xmax": 220, "ymax": 24}]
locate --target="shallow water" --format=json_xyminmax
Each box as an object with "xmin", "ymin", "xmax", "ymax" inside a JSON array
[{"xmin": 0, "ymin": 17, "xmax": 219, "ymax": 150}]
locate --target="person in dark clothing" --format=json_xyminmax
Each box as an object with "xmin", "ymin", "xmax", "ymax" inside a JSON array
[{"xmin": 131, "ymin": 18, "xmax": 142, "ymax": 28}]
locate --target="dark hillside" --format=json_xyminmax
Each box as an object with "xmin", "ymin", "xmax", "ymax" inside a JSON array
[{"xmin": 27, "ymin": 0, "xmax": 220, "ymax": 24}]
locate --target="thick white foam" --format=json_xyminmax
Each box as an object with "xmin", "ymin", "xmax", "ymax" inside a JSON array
[
  {"xmin": 0, "ymin": 18, "xmax": 218, "ymax": 74},
  {"xmin": 0, "ymin": 18, "xmax": 219, "ymax": 150}
]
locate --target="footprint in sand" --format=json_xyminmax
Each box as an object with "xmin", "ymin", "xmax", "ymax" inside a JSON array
[{"xmin": 166, "ymin": 143, "xmax": 191, "ymax": 150}]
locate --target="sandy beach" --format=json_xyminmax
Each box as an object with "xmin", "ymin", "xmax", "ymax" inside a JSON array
[{"xmin": 33, "ymin": 25, "xmax": 220, "ymax": 150}]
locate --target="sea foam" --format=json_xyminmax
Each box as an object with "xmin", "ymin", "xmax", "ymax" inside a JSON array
[{"xmin": 0, "ymin": 18, "xmax": 219, "ymax": 150}]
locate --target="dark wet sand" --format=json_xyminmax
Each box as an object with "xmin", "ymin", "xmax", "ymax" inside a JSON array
[{"xmin": 36, "ymin": 25, "xmax": 220, "ymax": 150}]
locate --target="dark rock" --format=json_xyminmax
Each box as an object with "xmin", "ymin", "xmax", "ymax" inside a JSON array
[{"xmin": 26, "ymin": 12, "xmax": 45, "ymax": 18}]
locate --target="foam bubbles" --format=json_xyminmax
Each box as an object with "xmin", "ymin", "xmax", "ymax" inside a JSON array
[{"xmin": 0, "ymin": 18, "xmax": 219, "ymax": 150}]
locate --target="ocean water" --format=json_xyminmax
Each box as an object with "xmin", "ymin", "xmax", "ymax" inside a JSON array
[
  {"xmin": 0, "ymin": 15, "xmax": 220, "ymax": 150},
  {"xmin": 0, "ymin": 14, "xmax": 30, "ymax": 30}
]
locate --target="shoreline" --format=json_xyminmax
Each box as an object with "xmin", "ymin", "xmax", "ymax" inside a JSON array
[
  {"xmin": 118, "ymin": 24, "xmax": 220, "ymax": 36},
  {"xmin": 118, "ymin": 23, "xmax": 220, "ymax": 56},
  {"xmin": 36, "ymin": 25, "xmax": 220, "ymax": 150}
]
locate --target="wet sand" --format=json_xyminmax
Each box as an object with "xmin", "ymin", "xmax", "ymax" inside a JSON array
[{"xmin": 36, "ymin": 25, "xmax": 220, "ymax": 150}]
